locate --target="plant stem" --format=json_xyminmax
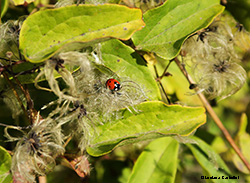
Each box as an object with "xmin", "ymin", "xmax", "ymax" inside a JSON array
[
  {"xmin": 154, "ymin": 65, "xmax": 171, "ymax": 104},
  {"xmin": 38, "ymin": 176, "xmax": 46, "ymax": 183},
  {"xmin": 13, "ymin": 76, "xmax": 36, "ymax": 122},
  {"xmin": 174, "ymin": 57, "xmax": 250, "ymax": 173},
  {"xmin": 158, "ymin": 59, "xmax": 173, "ymax": 80}
]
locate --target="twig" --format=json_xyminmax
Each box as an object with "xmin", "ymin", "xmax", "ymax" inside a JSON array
[
  {"xmin": 154, "ymin": 65, "xmax": 171, "ymax": 104},
  {"xmin": 174, "ymin": 57, "xmax": 250, "ymax": 173},
  {"xmin": 14, "ymin": 65, "xmax": 40, "ymax": 77},
  {"xmin": 157, "ymin": 59, "xmax": 173, "ymax": 80},
  {"xmin": 13, "ymin": 76, "xmax": 35, "ymax": 122},
  {"xmin": 38, "ymin": 176, "xmax": 46, "ymax": 183}
]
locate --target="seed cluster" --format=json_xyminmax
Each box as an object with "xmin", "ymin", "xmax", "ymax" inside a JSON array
[
  {"xmin": 182, "ymin": 20, "xmax": 247, "ymax": 100},
  {"xmin": 9, "ymin": 113, "xmax": 66, "ymax": 183}
]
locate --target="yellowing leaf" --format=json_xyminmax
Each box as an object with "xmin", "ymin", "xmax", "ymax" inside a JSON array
[
  {"xmin": 12, "ymin": 0, "xmax": 34, "ymax": 6},
  {"xmin": 19, "ymin": 4, "xmax": 144, "ymax": 62}
]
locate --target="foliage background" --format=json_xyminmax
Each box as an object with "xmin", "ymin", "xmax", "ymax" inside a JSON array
[{"xmin": 0, "ymin": 0, "xmax": 250, "ymax": 183}]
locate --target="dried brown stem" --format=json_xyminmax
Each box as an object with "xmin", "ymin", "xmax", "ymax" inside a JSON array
[
  {"xmin": 174, "ymin": 57, "xmax": 250, "ymax": 173},
  {"xmin": 13, "ymin": 76, "xmax": 36, "ymax": 122},
  {"xmin": 38, "ymin": 176, "xmax": 46, "ymax": 183}
]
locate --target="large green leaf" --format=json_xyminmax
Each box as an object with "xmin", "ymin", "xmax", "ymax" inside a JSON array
[
  {"xmin": 100, "ymin": 39, "xmax": 161, "ymax": 100},
  {"xmin": 132, "ymin": 0, "xmax": 224, "ymax": 60},
  {"xmin": 87, "ymin": 101, "xmax": 206, "ymax": 156},
  {"xmin": 19, "ymin": 4, "xmax": 144, "ymax": 63},
  {"xmin": 127, "ymin": 137, "xmax": 179, "ymax": 183},
  {"xmin": 0, "ymin": 146, "xmax": 12, "ymax": 183},
  {"xmin": 186, "ymin": 136, "xmax": 237, "ymax": 183}
]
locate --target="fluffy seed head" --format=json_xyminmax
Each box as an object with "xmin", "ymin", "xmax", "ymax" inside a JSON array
[
  {"xmin": 182, "ymin": 20, "xmax": 247, "ymax": 100},
  {"xmin": 194, "ymin": 59, "xmax": 246, "ymax": 100},
  {"xmin": 0, "ymin": 17, "xmax": 26, "ymax": 59},
  {"xmin": 10, "ymin": 113, "xmax": 65, "ymax": 183}
]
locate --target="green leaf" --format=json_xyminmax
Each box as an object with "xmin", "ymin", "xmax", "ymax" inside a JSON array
[
  {"xmin": 19, "ymin": 4, "xmax": 144, "ymax": 63},
  {"xmin": 186, "ymin": 136, "xmax": 237, "ymax": 183},
  {"xmin": 85, "ymin": 0, "xmax": 120, "ymax": 4},
  {"xmin": 12, "ymin": 0, "xmax": 35, "ymax": 6},
  {"xmin": 132, "ymin": 0, "xmax": 225, "ymax": 60},
  {"xmin": 127, "ymin": 137, "xmax": 179, "ymax": 183},
  {"xmin": 0, "ymin": 146, "xmax": 12, "ymax": 183},
  {"xmin": 1, "ymin": 0, "xmax": 9, "ymax": 18},
  {"xmin": 100, "ymin": 39, "xmax": 161, "ymax": 100},
  {"xmin": 87, "ymin": 101, "xmax": 206, "ymax": 156}
]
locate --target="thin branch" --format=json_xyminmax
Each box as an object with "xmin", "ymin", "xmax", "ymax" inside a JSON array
[
  {"xmin": 38, "ymin": 176, "xmax": 46, "ymax": 183},
  {"xmin": 157, "ymin": 59, "xmax": 173, "ymax": 80},
  {"xmin": 174, "ymin": 57, "xmax": 250, "ymax": 173},
  {"xmin": 14, "ymin": 65, "xmax": 40, "ymax": 77},
  {"xmin": 154, "ymin": 65, "xmax": 171, "ymax": 104},
  {"xmin": 13, "ymin": 76, "xmax": 35, "ymax": 121}
]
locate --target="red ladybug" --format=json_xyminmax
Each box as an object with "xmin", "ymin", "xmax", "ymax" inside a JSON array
[{"xmin": 106, "ymin": 79, "xmax": 121, "ymax": 92}]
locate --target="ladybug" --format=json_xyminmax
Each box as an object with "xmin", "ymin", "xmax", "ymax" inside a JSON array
[{"xmin": 106, "ymin": 79, "xmax": 121, "ymax": 92}]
